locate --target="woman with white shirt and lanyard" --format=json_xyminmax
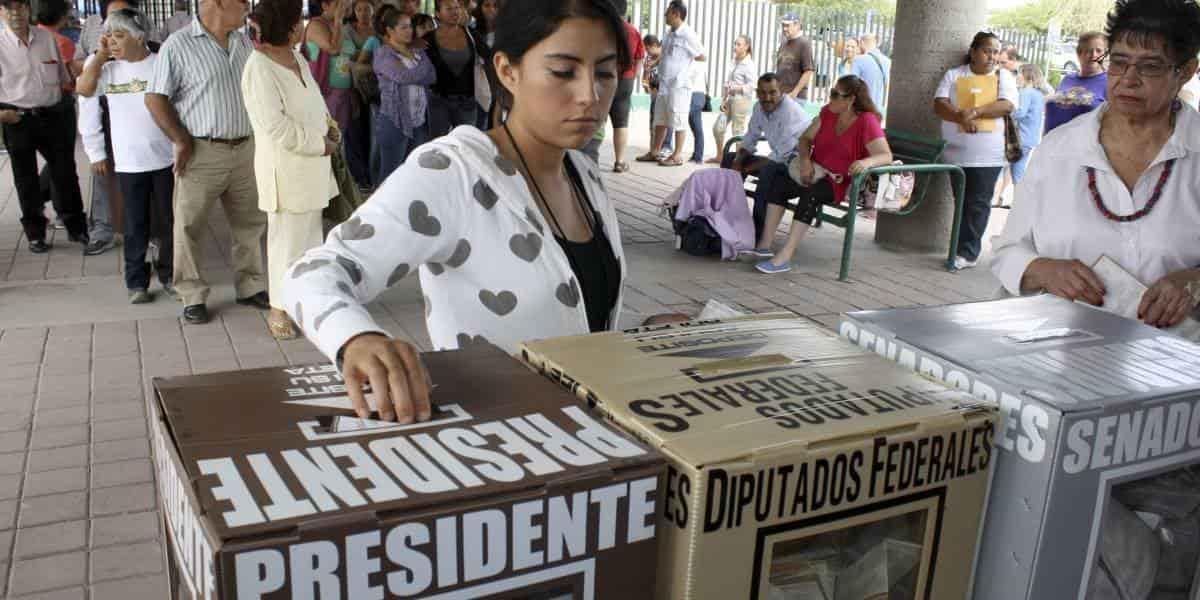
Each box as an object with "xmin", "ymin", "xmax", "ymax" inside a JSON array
[
  {"xmin": 285, "ymin": 0, "xmax": 686, "ymax": 424},
  {"xmin": 992, "ymin": 0, "xmax": 1200, "ymax": 334}
]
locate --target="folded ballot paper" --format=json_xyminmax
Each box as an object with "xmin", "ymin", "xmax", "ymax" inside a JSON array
[{"xmin": 1091, "ymin": 255, "xmax": 1200, "ymax": 341}]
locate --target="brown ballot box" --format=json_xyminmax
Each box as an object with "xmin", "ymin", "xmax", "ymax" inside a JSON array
[
  {"xmin": 150, "ymin": 344, "xmax": 664, "ymax": 599},
  {"xmin": 521, "ymin": 315, "xmax": 997, "ymax": 600}
]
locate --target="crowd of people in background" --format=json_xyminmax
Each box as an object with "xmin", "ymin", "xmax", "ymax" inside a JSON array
[{"xmin": 4, "ymin": 0, "xmax": 1200, "ymax": 345}]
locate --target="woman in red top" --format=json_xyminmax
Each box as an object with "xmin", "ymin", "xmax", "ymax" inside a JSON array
[{"xmin": 755, "ymin": 74, "xmax": 892, "ymax": 274}]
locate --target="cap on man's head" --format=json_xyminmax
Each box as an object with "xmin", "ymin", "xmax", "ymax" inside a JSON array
[{"xmin": 780, "ymin": 12, "xmax": 799, "ymax": 24}]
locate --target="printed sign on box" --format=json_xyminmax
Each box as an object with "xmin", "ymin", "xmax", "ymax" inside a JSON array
[
  {"xmin": 840, "ymin": 295, "xmax": 1200, "ymax": 600},
  {"xmin": 150, "ymin": 344, "xmax": 664, "ymax": 599},
  {"xmin": 521, "ymin": 314, "xmax": 996, "ymax": 600}
]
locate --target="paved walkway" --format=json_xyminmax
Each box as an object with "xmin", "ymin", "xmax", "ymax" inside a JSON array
[{"xmin": 0, "ymin": 112, "xmax": 1009, "ymax": 598}]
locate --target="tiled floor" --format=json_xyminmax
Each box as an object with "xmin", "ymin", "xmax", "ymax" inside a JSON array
[{"xmin": 0, "ymin": 111, "xmax": 1007, "ymax": 598}]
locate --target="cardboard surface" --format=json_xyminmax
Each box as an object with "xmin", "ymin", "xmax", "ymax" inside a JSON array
[
  {"xmin": 841, "ymin": 296, "xmax": 1200, "ymax": 600},
  {"xmin": 522, "ymin": 315, "xmax": 997, "ymax": 600},
  {"xmin": 151, "ymin": 344, "xmax": 664, "ymax": 599}
]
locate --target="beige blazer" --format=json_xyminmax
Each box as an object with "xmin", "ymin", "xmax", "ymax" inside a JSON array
[{"xmin": 241, "ymin": 49, "xmax": 339, "ymax": 213}]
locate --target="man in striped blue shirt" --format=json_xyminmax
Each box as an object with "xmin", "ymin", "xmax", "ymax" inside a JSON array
[{"xmin": 145, "ymin": 0, "xmax": 268, "ymax": 325}]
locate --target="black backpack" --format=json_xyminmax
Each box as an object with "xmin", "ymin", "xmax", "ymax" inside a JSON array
[{"xmin": 675, "ymin": 216, "xmax": 722, "ymax": 257}]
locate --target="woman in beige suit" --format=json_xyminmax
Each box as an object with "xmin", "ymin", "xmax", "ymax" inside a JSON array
[{"xmin": 242, "ymin": 0, "xmax": 340, "ymax": 339}]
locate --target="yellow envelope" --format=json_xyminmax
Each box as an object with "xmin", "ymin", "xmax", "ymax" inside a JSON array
[{"xmin": 955, "ymin": 73, "xmax": 998, "ymax": 133}]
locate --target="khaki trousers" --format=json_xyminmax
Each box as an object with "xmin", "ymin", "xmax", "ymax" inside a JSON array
[
  {"xmin": 172, "ymin": 139, "xmax": 267, "ymax": 306},
  {"xmin": 267, "ymin": 210, "xmax": 324, "ymax": 311}
]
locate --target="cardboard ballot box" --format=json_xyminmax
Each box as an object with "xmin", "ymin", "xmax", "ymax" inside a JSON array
[
  {"xmin": 150, "ymin": 344, "xmax": 663, "ymax": 600},
  {"xmin": 521, "ymin": 315, "xmax": 996, "ymax": 600},
  {"xmin": 840, "ymin": 295, "xmax": 1200, "ymax": 600}
]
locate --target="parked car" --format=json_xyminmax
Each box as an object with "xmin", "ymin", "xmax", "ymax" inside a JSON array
[{"xmin": 1050, "ymin": 40, "xmax": 1079, "ymax": 73}]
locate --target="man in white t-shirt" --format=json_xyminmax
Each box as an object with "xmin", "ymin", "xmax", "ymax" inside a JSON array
[
  {"xmin": 77, "ymin": 9, "xmax": 175, "ymax": 303},
  {"xmin": 636, "ymin": 0, "xmax": 704, "ymax": 167}
]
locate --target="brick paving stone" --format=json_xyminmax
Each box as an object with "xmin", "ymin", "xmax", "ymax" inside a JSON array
[
  {"xmin": 14, "ymin": 520, "xmax": 87, "ymax": 558},
  {"xmin": 90, "ymin": 511, "xmax": 159, "ymax": 548},
  {"xmin": 90, "ymin": 541, "xmax": 163, "ymax": 582},
  {"xmin": 23, "ymin": 467, "xmax": 87, "ymax": 497},
  {"xmin": 35, "ymin": 392, "xmax": 90, "ymax": 410},
  {"xmin": 20, "ymin": 491, "xmax": 86, "ymax": 527},
  {"xmin": 33, "ymin": 407, "xmax": 90, "ymax": 429},
  {"xmin": 28, "ymin": 446, "xmax": 87, "ymax": 473},
  {"xmin": 0, "ymin": 451, "xmax": 25, "ymax": 474},
  {"xmin": 89, "ymin": 401, "xmax": 144, "ymax": 423},
  {"xmin": 91, "ymin": 438, "xmax": 149, "ymax": 464},
  {"xmin": 90, "ymin": 418, "xmax": 145, "ymax": 443},
  {"xmin": 29, "ymin": 426, "xmax": 88, "ymax": 450},
  {"xmin": 9, "ymin": 551, "xmax": 87, "ymax": 595},
  {"xmin": 91, "ymin": 459, "xmax": 152, "ymax": 489},
  {"xmin": 90, "ymin": 573, "xmax": 168, "ymax": 600},
  {"xmin": 91, "ymin": 483, "xmax": 155, "ymax": 516},
  {"xmin": 12, "ymin": 585, "xmax": 87, "ymax": 599},
  {"xmin": 0, "ymin": 430, "xmax": 30, "ymax": 453}
]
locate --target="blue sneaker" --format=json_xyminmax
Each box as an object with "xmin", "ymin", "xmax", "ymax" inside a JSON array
[{"xmin": 755, "ymin": 260, "xmax": 791, "ymax": 274}]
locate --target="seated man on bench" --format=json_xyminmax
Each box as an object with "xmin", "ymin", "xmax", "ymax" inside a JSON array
[{"xmin": 722, "ymin": 72, "xmax": 811, "ymax": 253}]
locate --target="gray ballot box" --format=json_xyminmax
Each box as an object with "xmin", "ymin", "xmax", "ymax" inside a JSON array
[{"xmin": 839, "ymin": 295, "xmax": 1200, "ymax": 600}]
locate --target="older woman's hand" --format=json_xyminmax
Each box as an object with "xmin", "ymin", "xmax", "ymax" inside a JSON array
[
  {"xmin": 1023, "ymin": 258, "xmax": 1106, "ymax": 306},
  {"xmin": 1139, "ymin": 274, "xmax": 1198, "ymax": 328}
]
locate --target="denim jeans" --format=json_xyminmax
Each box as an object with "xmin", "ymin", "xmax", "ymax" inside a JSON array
[
  {"xmin": 377, "ymin": 113, "xmax": 429, "ymax": 183},
  {"xmin": 117, "ymin": 167, "xmax": 174, "ymax": 290},
  {"xmin": 956, "ymin": 166, "xmax": 1004, "ymax": 261},
  {"xmin": 688, "ymin": 91, "xmax": 706, "ymax": 162},
  {"xmin": 429, "ymin": 94, "xmax": 478, "ymax": 139}
]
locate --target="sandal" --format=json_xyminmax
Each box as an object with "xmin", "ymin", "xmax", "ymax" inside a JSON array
[
  {"xmin": 658, "ymin": 156, "xmax": 684, "ymax": 167},
  {"xmin": 613, "ymin": 162, "xmax": 630, "ymax": 173},
  {"xmin": 267, "ymin": 310, "xmax": 299, "ymax": 340},
  {"xmin": 635, "ymin": 153, "xmax": 660, "ymax": 162}
]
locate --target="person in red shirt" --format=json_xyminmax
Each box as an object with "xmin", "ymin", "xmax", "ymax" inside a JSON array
[
  {"xmin": 755, "ymin": 74, "xmax": 894, "ymax": 274},
  {"xmin": 608, "ymin": 0, "xmax": 644, "ymax": 173},
  {"xmin": 36, "ymin": 0, "xmax": 82, "ymax": 88}
]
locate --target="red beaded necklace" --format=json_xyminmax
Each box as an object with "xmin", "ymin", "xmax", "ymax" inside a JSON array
[{"xmin": 1086, "ymin": 159, "xmax": 1175, "ymax": 223}]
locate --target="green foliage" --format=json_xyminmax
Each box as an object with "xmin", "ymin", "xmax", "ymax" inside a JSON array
[
  {"xmin": 989, "ymin": 0, "xmax": 1111, "ymax": 35},
  {"xmin": 773, "ymin": 0, "xmax": 896, "ymax": 17}
]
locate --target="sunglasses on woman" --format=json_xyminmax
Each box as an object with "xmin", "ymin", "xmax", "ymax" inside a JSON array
[{"xmin": 829, "ymin": 90, "xmax": 853, "ymax": 99}]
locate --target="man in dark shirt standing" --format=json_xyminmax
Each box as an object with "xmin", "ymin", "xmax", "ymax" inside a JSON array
[{"xmin": 776, "ymin": 12, "xmax": 814, "ymax": 101}]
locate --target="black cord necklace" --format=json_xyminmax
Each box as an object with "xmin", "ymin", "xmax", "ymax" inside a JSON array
[{"xmin": 502, "ymin": 121, "xmax": 594, "ymax": 241}]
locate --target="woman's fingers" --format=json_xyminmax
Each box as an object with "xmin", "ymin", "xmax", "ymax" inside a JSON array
[
  {"xmin": 364, "ymin": 357, "xmax": 393, "ymax": 421},
  {"xmin": 344, "ymin": 367, "xmax": 371, "ymax": 419},
  {"xmin": 375, "ymin": 347, "xmax": 412, "ymax": 423},
  {"xmin": 395, "ymin": 342, "xmax": 433, "ymax": 421}
]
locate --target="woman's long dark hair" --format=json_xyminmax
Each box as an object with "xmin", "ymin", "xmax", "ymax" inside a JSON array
[
  {"xmin": 963, "ymin": 31, "xmax": 1000, "ymax": 65},
  {"xmin": 835, "ymin": 75, "xmax": 882, "ymax": 119},
  {"xmin": 491, "ymin": 0, "xmax": 631, "ymax": 111},
  {"xmin": 470, "ymin": 0, "xmax": 497, "ymax": 35}
]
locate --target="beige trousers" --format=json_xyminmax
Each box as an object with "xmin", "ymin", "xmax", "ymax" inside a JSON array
[
  {"xmin": 172, "ymin": 139, "xmax": 267, "ymax": 306},
  {"xmin": 714, "ymin": 95, "xmax": 754, "ymax": 139},
  {"xmin": 267, "ymin": 210, "xmax": 324, "ymax": 311}
]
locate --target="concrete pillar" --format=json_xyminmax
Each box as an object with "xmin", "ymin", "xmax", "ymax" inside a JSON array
[{"xmin": 874, "ymin": 0, "xmax": 988, "ymax": 252}]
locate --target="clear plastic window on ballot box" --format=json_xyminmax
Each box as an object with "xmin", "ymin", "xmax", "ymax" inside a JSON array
[
  {"xmin": 1091, "ymin": 466, "xmax": 1200, "ymax": 600},
  {"xmin": 766, "ymin": 510, "xmax": 929, "ymax": 600}
]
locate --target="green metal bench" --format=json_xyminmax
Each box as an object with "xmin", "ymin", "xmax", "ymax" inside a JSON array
[{"xmin": 724, "ymin": 128, "xmax": 966, "ymax": 281}]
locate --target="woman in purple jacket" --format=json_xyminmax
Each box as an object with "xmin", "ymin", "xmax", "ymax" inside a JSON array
[{"xmin": 373, "ymin": 7, "xmax": 437, "ymax": 180}]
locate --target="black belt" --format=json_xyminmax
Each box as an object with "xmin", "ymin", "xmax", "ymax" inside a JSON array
[
  {"xmin": 197, "ymin": 136, "xmax": 250, "ymax": 146},
  {"xmin": 0, "ymin": 99, "xmax": 70, "ymax": 119}
]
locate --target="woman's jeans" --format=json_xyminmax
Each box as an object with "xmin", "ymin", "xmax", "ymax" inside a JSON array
[
  {"xmin": 688, "ymin": 91, "xmax": 706, "ymax": 162},
  {"xmin": 956, "ymin": 166, "xmax": 1004, "ymax": 262},
  {"xmin": 377, "ymin": 113, "xmax": 429, "ymax": 183},
  {"xmin": 429, "ymin": 94, "xmax": 478, "ymax": 138}
]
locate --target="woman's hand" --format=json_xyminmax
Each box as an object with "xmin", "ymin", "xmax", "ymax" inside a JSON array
[
  {"xmin": 326, "ymin": 125, "xmax": 341, "ymax": 145},
  {"xmin": 1139, "ymin": 273, "xmax": 1199, "ymax": 328},
  {"xmin": 91, "ymin": 159, "xmax": 110, "ymax": 176},
  {"xmin": 323, "ymin": 138, "xmax": 337, "ymax": 156},
  {"xmin": 959, "ymin": 108, "xmax": 980, "ymax": 133},
  {"xmin": 797, "ymin": 159, "xmax": 815, "ymax": 185},
  {"xmin": 1023, "ymin": 258, "xmax": 1106, "ymax": 306},
  {"xmin": 341, "ymin": 333, "xmax": 433, "ymax": 423},
  {"xmin": 848, "ymin": 159, "xmax": 871, "ymax": 176}
]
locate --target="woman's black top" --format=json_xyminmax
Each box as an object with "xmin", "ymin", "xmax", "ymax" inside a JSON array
[
  {"xmin": 423, "ymin": 28, "xmax": 475, "ymax": 97},
  {"xmin": 557, "ymin": 159, "xmax": 620, "ymax": 332}
]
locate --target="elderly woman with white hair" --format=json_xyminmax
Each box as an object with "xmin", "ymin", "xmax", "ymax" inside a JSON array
[{"xmin": 76, "ymin": 8, "xmax": 175, "ymax": 304}]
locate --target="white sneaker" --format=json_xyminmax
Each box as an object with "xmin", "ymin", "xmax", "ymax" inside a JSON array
[{"xmin": 954, "ymin": 256, "xmax": 978, "ymax": 270}]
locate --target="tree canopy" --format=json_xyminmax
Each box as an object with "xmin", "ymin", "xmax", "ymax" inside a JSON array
[{"xmin": 989, "ymin": 0, "xmax": 1112, "ymax": 34}]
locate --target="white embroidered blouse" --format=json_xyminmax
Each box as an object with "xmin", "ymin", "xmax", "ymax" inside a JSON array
[{"xmin": 283, "ymin": 126, "xmax": 628, "ymax": 361}]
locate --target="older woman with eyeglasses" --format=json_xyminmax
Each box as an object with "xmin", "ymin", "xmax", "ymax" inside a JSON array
[{"xmin": 992, "ymin": 0, "xmax": 1200, "ymax": 336}]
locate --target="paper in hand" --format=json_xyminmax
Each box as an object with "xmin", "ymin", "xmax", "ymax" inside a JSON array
[{"xmin": 1090, "ymin": 256, "xmax": 1200, "ymax": 340}]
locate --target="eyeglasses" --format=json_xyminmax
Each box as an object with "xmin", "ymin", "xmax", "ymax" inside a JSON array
[
  {"xmin": 1101, "ymin": 52, "xmax": 1183, "ymax": 79},
  {"xmin": 829, "ymin": 90, "xmax": 852, "ymax": 99}
]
